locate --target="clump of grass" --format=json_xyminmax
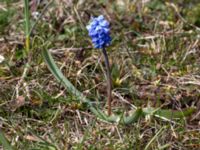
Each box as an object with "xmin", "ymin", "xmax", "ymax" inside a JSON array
[{"xmin": 0, "ymin": 8, "xmax": 14, "ymax": 34}]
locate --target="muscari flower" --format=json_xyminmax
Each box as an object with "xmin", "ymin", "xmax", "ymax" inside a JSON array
[{"xmin": 86, "ymin": 15, "xmax": 111, "ymax": 49}]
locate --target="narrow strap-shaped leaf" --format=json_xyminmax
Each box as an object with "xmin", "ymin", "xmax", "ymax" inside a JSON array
[
  {"xmin": 42, "ymin": 49, "xmax": 195, "ymax": 124},
  {"xmin": 143, "ymin": 107, "xmax": 196, "ymax": 119},
  {"xmin": 122, "ymin": 108, "xmax": 143, "ymax": 124},
  {"xmin": 42, "ymin": 49, "xmax": 143, "ymax": 124},
  {"xmin": 42, "ymin": 49, "xmax": 109, "ymax": 120},
  {"xmin": 105, "ymin": 108, "xmax": 143, "ymax": 124}
]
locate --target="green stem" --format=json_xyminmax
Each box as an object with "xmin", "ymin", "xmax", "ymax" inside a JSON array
[{"xmin": 102, "ymin": 48, "xmax": 112, "ymax": 116}]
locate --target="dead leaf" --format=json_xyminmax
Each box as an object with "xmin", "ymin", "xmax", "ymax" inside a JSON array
[
  {"xmin": 24, "ymin": 135, "xmax": 40, "ymax": 142},
  {"xmin": 9, "ymin": 96, "xmax": 25, "ymax": 111}
]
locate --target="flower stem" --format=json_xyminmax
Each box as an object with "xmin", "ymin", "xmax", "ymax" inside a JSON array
[{"xmin": 102, "ymin": 48, "xmax": 112, "ymax": 116}]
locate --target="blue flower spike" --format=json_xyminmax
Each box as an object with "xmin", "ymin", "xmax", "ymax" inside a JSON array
[
  {"xmin": 87, "ymin": 15, "xmax": 112, "ymax": 116},
  {"xmin": 86, "ymin": 15, "xmax": 111, "ymax": 49}
]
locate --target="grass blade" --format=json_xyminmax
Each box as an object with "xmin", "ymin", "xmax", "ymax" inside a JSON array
[
  {"xmin": 144, "ymin": 126, "xmax": 166, "ymax": 150},
  {"xmin": 0, "ymin": 130, "xmax": 13, "ymax": 150},
  {"xmin": 24, "ymin": 0, "xmax": 30, "ymax": 55}
]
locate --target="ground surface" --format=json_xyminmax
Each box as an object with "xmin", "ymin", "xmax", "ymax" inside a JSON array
[{"xmin": 0, "ymin": 0, "xmax": 200, "ymax": 149}]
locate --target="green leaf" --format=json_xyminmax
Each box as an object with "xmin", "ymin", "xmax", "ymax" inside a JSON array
[
  {"xmin": 0, "ymin": 130, "xmax": 13, "ymax": 150},
  {"xmin": 143, "ymin": 107, "xmax": 196, "ymax": 120},
  {"xmin": 42, "ymin": 49, "xmax": 143, "ymax": 124},
  {"xmin": 42, "ymin": 48, "xmax": 195, "ymax": 125}
]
